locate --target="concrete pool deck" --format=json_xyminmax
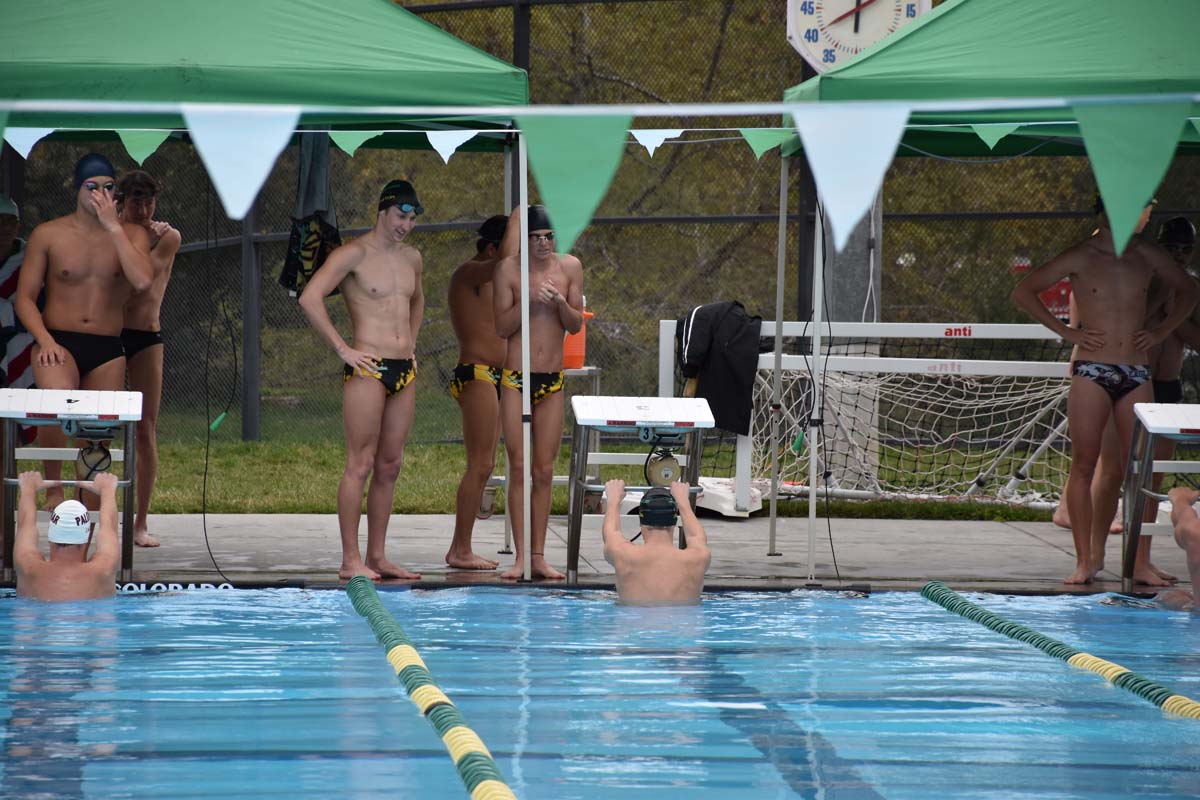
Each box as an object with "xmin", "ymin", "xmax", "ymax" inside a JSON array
[{"xmin": 52, "ymin": 510, "xmax": 1192, "ymax": 597}]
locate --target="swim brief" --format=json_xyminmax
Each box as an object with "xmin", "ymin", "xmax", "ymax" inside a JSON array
[
  {"xmin": 342, "ymin": 357, "xmax": 415, "ymax": 397},
  {"xmin": 1071, "ymin": 360, "xmax": 1151, "ymax": 403},
  {"xmin": 449, "ymin": 362, "xmax": 501, "ymax": 400},
  {"xmin": 1153, "ymin": 378, "xmax": 1183, "ymax": 404},
  {"xmin": 46, "ymin": 329, "xmax": 125, "ymax": 378},
  {"xmin": 120, "ymin": 328, "xmax": 164, "ymax": 361},
  {"xmin": 500, "ymin": 369, "xmax": 565, "ymax": 406}
]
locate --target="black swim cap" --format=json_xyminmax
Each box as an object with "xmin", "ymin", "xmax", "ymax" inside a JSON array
[
  {"xmin": 527, "ymin": 204, "xmax": 552, "ymax": 232},
  {"xmin": 74, "ymin": 153, "xmax": 116, "ymax": 189},
  {"xmin": 1158, "ymin": 216, "xmax": 1196, "ymax": 248},
  {"xmin": 378, "ymin": 180, "xmax": 423, "ymax": 214},
  {"xmin": 638, "ymin": 487, "xmax": 678, "ymax": 528},
  {"xmin": 478, "ymin": 214, "xmax": 508, "ymax": 245}
]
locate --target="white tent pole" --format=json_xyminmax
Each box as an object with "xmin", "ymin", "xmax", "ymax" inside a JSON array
[
  {"xmin": 768, "ymin": 154, "xmax": 788, "ymax": 557},
  {"xmin": 518, "ymin": 133, "xmax": 533, "ymax": 582},
  {"xmin": 807, "ymin": 202, "xmax": 825, "ymax": 583}
]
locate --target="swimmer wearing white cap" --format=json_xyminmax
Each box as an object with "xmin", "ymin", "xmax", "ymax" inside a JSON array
[{"xmin": 13, "ymin": 471, "xmax": 120, "ymax": 601}]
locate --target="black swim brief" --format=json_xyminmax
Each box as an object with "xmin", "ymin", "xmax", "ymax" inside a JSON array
[
  {"xmin": 120, "ymin": 328, "xmax": 164, "ymax": 361},
  {"xmin": 1153, "ymin": 378, "xmax": 1183, "ymax": 404},
  {"xmin": 449, "ymin": 362, "xmax": 501, "ymax": 400},
  {"xmin": 1071, "ymin": 360, "xmax": 1151, "ymax": 403},
  {"xmin": 342, "ymin": 357, "xmax": 415, "ymax": 397},
  {"xmin": 500, "ymin": 369, "xmax": 564, "ymax": 406},
  {"xmin": 46, "ymin": 329, "xmax": 125, "ymax": 378}
]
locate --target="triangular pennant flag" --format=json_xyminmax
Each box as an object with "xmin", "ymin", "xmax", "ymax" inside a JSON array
[
  {"xmin": 791, "ymin": 105, "xmax": 909, "ymax": 252},
  {"xmin": 1192, "ymin": 119, "xmax": 1200, "ymax": 138},
  {"xmin": 517, "ymin": 114, "xmax": 632, "ymax": 253},
  {"xmin": 739, "ymin": 128, "xmax": 794, "ymax": 160},
  {"xmin": 4, "ymin": 128, "xmax": 55, "ymax": 159},
  {"xmin": 1074, "ymin": 101, "xmax": 1191, "ymax": 255},
  {"xmin": 183, "ymin": 104, "xmax": 300, "ymax": 220},
  {"xmin": 425, "ymin": 130, "xmax": 477, "ymax": 164},
  {"xmin": 970, "ymin": 123, "xmax": 1021, "ymax": 150},
  {"xmin": 117, "ymin": 130, "xmax": 171, "ymax": 165},
  {"xmin": 330, "ymin": 131, "xmax": 382, "ymax": 157},
  {"xmin": 630, "ymin": 129, "xmax": 683, "ymax": 158}
]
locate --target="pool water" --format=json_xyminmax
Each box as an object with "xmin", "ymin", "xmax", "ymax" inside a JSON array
[{"xmin": 1, "ymin": 588, "xmax": 1198, "ymax": 799}]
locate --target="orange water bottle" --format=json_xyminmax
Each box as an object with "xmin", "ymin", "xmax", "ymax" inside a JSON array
[{"xmin": 563, "ymin": 295, "xmax": 594, "ymax": 369}]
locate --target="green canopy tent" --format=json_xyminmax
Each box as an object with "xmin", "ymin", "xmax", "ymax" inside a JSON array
[{"xmin": 766, "ymin": 0, "xmax": 1200, "ymax": 577}]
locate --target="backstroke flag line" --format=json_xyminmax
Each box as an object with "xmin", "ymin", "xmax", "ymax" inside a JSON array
[
  {"xmin": 517, "ymin": 114, "xmax": 633, "ymax": 252},
  {"xmin": 183, "ymin": 104, "xmax": 300, "ymax": 220},
  {"xmin": 791, "ymin": 105, "xmax": 909, "ymax": 252},
  {"xmin": 1074, "ymin": 101, "xmax": 1191, "ymax": 255},
  {"xmin": 330, "ymin": 131, "xmax": 382, "ymax": 157},
  {"xmin": 426, "ymin": 130, "xmax": 478, "ymax": 164},
  {"xmin": 117, "ymin": 130, "xmax": 172, "ymax": 165},
  {"xmin": 971, "ymin": 123, "xmax": 1021, "ymax": 150},
  {"xmin": 3, "ymin": 128, "xmax": 55, "ymax": 160},
  {"xmin": 630, "ymin": 129, "xmax": 683, "ymax": 158}
]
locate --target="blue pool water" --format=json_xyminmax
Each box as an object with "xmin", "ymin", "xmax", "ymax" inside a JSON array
[{"xmin": 1, "ymin": 587, "xmax": 1198, "ymax": 799}]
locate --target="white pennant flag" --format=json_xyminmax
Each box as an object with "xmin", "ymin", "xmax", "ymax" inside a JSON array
[
  {"xmin": 630, "ymin": 129, "xmax": 684, "ymax": 157},
  {"xmin": 791, "ymin": 105, "xmax": 909, "ymax": 251},
  {"xmin": 425, "ymin": 130, "xmax": 478, "ymax": 164},
  {"xmin": 4, "ymin": 128, "xmax": 56, "ymax": 159},
  {"xmin": 183, "ymin": 104, "xmax": 300, "ymax": 220}
]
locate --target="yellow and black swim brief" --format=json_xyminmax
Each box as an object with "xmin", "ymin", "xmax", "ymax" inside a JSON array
[
  {"xmin": 449, "ymin": 362, "xmax": 502, "ymax": 400},
  {"xmin": 500, "ymin": 369, "xmax": 565, "ymax": 406},
  {"xmin": 342, "ymin": 357, "xmax": 415, "ymax": 397}
]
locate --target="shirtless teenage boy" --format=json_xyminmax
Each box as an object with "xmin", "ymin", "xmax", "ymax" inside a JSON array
[
  {"xmin": 299, "ymin": 180, "xmax": 425, "ymax": 581},
  {"xmin": 493, "ymin": 206, "xmax": 584, "ymax": 580},
  {"xmin": 445, "ymin": 215, "xmax": 510, "ymax": 570},
  {"xmin": 14, "ymin": 471, "xmax": 120, "ymax": 602},
  {"xmin": 15, "ymin": 154, "xmax": 154, "ymax": 509},
  {"xmin": 118, "ymin": 170, "xmax": 181, "ymax": 548},
  {"xmin": 602, "ymin": 479, "xmax": 711, "ymax": 606},
  {"xmin": 1012, "ymin": 198, "xmax": 1199, "ymax": 584}
]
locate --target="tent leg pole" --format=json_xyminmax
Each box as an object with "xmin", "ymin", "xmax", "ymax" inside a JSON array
[
  {"xmin": 807, "ymin": 201, "xmax": 825, "ymax": 585},
  {"xmin": 517, "ymin": 133, "xmax": 533, "ymax": 583}
]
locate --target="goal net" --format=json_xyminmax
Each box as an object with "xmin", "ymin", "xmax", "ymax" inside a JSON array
[{"xmin": 750, "ymin": 322, "xmax": 1072, "ymax": 506}]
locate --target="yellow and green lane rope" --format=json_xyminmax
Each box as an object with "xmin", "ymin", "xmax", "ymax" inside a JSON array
[
  {"xmin": 921, "ymin": 581, "xmax": 1200, "ymax": 719},
  {"xmin": 346, "ymin": 577, "xmax": 518, "ymax": 799}
]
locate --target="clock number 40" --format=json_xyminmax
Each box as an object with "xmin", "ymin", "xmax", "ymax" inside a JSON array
[{"xmin": 803, "ymin": 27, "xmax": 819, "ymax": 43}]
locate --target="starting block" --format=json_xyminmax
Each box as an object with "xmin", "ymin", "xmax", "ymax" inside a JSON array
[
  {"xmin": 0, "ymin": 389, "xmax": 142, "ymax": 583},
  {"xmin": 1121, "ymin": 402, "xmax": 1200, "ymax": 594},
  {"xmin": 564, "ymin": 396, "xmax": 715, "ymax": 583}
]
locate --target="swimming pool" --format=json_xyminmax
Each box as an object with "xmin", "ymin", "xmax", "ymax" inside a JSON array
[{"xmin": 2, "ymin": 587, "xmax": 1197, "ymax": 799}]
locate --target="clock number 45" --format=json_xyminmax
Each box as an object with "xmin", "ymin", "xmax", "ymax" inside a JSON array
[{"xmin": 799, "ymin": 1, "xmax": 815, "ymax": 13}]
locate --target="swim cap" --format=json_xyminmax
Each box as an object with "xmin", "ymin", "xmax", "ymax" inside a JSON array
[
  {"xmin": 0, "ymin": 193, "xmax": 17, "ymax": 219},
  {"xmin": 378, "ymin": 180, "xmax": 423, "ymax": 214},
  {"xmin": 638, "ymin": 487, "xmax": 678, "ymax": 529},
  {"xmin": 1158, "ymin": 216, "xmax": 1196, "ymax": 247},
  {"xmin": 527, "ymin": 204, "xmax": 552, "ymax": 232},
  {"xmin": 478, "ymin": 214, "xmax": 508, "ymax": 245},
  {"xmin": 48, "ymin": 500, "xmax": 91, "ymax": 545},
  {"xmin": 73, "ymin": 153, "xmax": 116, "ymax": 189}
]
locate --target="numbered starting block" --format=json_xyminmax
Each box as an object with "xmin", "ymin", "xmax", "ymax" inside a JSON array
[
  {"xmin": 1121, "ymin": 402, "xmax": 1200, "ymax": 594},
  {"xmin": 564, "ymin": 396, "xmax": 715, "ymax": 583},
  {"xmin": 0, "ymin": 389, "xmax": 142, "ymax": 583}
]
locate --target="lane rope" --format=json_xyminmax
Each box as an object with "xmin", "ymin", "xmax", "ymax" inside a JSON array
[
  {"xmin": 921, "ymin": 581, "xmax": 1200, "ymax": 719},
  {"xmin": 346, "ymin": 577, "xmax": 519, "ymax": 798}
]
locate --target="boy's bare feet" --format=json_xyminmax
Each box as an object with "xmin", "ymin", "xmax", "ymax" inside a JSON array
[
  {"xmin": 445, "ymin": 549, "xmax": 499, "ymax": 570},
  {"xmin": 366, "ymin": 557, "xmax": 420, "ymax": 580}
]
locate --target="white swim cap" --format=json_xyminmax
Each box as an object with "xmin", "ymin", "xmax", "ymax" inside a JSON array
[{"xmin": 48, "ymin": 500, "xmax": 91, "ymax": 545}]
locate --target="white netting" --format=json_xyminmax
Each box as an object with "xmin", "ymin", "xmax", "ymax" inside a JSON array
[{"xmin": 751, "ymin": 351, "xmax": 1070, "ymax": 506}]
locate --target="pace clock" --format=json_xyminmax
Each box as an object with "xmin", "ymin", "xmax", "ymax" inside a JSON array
[{"xmin": 787, "ymin": 0, "xmax": 931, "ymax": 73}]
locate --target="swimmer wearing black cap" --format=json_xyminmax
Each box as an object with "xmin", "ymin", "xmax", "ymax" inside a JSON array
[
  {"xmin": 601, "ymin": 479, "xmax": 710, "ymax": 606},
  {"xmin": 445, "ymin": 214, "xmax": 517, "ymax": 571},
  {"xmin": 298, "ymin": 179, "xmax": 426, "ymax": 581},
  {"xmin": 492, "ymin": 205, "xmax": 585, "ymax": 580},
  {"xmin": 14, "ymin": 152, "xmax": 155, "ymax": 511}
]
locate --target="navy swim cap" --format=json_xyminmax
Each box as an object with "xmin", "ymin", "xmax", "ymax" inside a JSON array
[
  {"xmin": 378, "ymin": 180, "xmax": 423, "ymax": 214},
  {"xmin": 73, "ymin": 153, "xmax": 116, "ymax": 189},
  {"xmin": 638, "ymin": 487, "xmax": 678, "ymax": 528},
  {"xmin": 478, "ymin": 214, "xmax": 508, "ymax": 245},
  {"xmin": 527, "ymin": 204, "xmax": 552, "ymax": 232},
  {"xmin": 1158, "ymin": 216, "xmax": 1196, "ymax": 248}
]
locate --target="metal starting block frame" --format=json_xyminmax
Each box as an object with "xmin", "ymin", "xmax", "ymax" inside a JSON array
[
  {"xmin": 565, "ymin": 396, "xmax": 715, "ymax": 583},
  {"xmin": 0, "ymin": 389, "xmax": 142, "ymax": 583},
  {"xmin": 1121, "ymin": 402, "xmax": 1200, "ymax": 594}
]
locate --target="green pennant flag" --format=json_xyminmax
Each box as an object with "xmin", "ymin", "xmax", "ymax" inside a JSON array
[
  {"xmin": 970, "ymin": 123, "xmax": 1021, "ymax": 151},
  {"xmin": 1074, "ymin": 101, "xmax": 1191, "ymax": 255},
  {"xmin": 117, "ymin": 130, "xmax": 171, "ymax": 165},
  {"xmin": 517, "ymin": 114, "xmax": 632, "ymax": 253},
  {"xmin": 739, "ymin": 128, "xmax": 794, "ymax": 160},
  {"xmin": 1193, "ymin": 119, "xmax": 1200, "ymax": 138},
  {"xmin": 330, "ymin": 131, "xmax": 382, "ymax": 157}
]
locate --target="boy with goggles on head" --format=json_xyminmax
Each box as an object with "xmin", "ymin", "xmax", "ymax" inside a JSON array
[{"xmin": 601, "ymin": 479, "xmax": 710, "ymax": 606}]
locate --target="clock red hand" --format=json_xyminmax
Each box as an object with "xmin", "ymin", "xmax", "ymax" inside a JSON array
[{"xmin": 828, "ymin": 0, "xmax": 882, "ymax": 27}]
